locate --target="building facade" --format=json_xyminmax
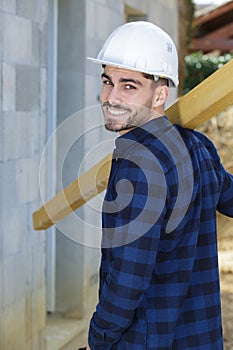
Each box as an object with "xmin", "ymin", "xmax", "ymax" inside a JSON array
[{"xmin": 0, "ymin": 1, "xmax": 178, "ymax": 349}]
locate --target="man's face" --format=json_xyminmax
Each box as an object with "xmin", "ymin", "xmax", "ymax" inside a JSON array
[{"xmin": 100, "ymin": 66, "xmax": 159, "ymax": 134}]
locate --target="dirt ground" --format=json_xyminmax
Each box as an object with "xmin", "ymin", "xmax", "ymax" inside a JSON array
[
  {"xmin": 198, "ymin": 109, "xmax": 233, "ymax": 349},
  {"xmin": 218, "ymin": 214, "xmax": 233, "ymax": 350},
  {"xmin": 221, "ymin": 273, "xmax": 233, "ymax": 350}
]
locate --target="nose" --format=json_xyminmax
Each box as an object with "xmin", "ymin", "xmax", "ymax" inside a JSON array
[{"xmin": 107, "ymin": 86, "xmax": 123, "ymax": 105}]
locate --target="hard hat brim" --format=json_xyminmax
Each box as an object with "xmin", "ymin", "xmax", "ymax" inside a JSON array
[{"xmin": 87, "ymin": 56, "xmax": 179, "ymax": 87}]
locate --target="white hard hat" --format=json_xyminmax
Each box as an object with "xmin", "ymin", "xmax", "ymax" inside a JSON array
[{"xmin": 87, "ymin": 21, "xmax": 179, "ymax": 87}]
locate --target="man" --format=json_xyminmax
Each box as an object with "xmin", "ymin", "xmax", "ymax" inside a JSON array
[{"xmin": 80, "ymin": 21, "xmax": 233, "ymax": 349}]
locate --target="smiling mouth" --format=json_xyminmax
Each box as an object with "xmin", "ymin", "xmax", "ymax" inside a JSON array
[{"xmin": 107, "ymin": 107, "xmax": 131, "ymax": 116}]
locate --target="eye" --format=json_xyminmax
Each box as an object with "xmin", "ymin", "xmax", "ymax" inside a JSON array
[
  {"xmin": 103, "ymin": 79, "xmax": 113, "ymax": 86},
  {"xmin": 125, "ymin": 84, "xmax": 136, "ymax": 90}
]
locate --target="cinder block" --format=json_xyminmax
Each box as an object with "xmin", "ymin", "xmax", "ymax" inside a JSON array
[
  {"xmin": 31, "ymin": 245, "xmax": 45, "ymax": 290},
  {"xmin": 4, "ymin": 300, "xmax": 31, "ymax": 350},
  {"xmin": 2, "ymin": 160, "xmax": 19, "ymax": 209},
  {"xmin": 2, "ymin": 205, "xmax": 28, "ymax": 258},
  {"xmin": 40, "ymin": 23, "xmax": 48, "ymax": 67},
  {"xmin": 1, "ymin": 158, "xmax": 39, "ymax": 207},
  {"xmin": 2, "ymin": 13, "xmax": 32, "ymax": 64},
  {"xmin": 2, "ymin": 111, "xmax": 40, "ymax": 160},
  {"xmin": 0, "ymin": 164, "xmax": 3, "ymax": 208},
  {"xmin": 86, "ymin": 1, "xmax": 96, "ymax": 39},
  {"xmin": 3, "ymin": 256, "xmax": 16, "ymax": 306},
  {"xmin": 2, "ymin": 62, "xmax": 16, "ymax": 111},
  {"xmin": 96, "ymin": 6, "xmax": 112, "ymax": 40},
  {"xmin": 16, "ymin": 65, "xmax": 40, "ymax": 111},
  {"xmin": 0, "ymin": 310, "xmax": 4, "ymax": 350},
  {"xmin": 0, "ymin": 112, "xmax": 41, "ymax": 161},
  {"xmin": 31, "ymin": 214, "xmax": 46, "ymax": 245},
  {"xmin": 2, "ymin": 112, "xmax": 21, "ymax": 160},
  {"xmin": 0, "ymin": 64, "xmax": 2, "ymax": 113},
  {"xmin": 0, "ymin": 262, "xmax": 3, "ymax": 312},
  {"xmin": 28, "ymin": 112, "xmax": 43, "ymax": 156},
  {"xmin": 95, "ymin": 0, "xmax": 107, "ymax": 6},
  {"xmin": 108, "ymin": 0, "xmax": 124, "ymax": 13},
  {"xmin": 39, "ymin": 0, "xmax": 49, "ymax": 28},
  {"xmin": 84, "ymin": 74, "xmax": 99, "ymax": 107},
  {"xmin": 96, "ymin": 5, "xmax": 121, "ymax": 41},
  {"xmin": 16, "ymin": 0, "xmax": 40, "ymax": 22},
  {"xmin": 31, "ymin": 22, "xmax": 40, "ymax": 65},
  {"xmin": 31, "ymin": 287, "xmax": 46, "ymax": 335},
  {"xmin": 39, "ymin": 112, "xmax": 47, "ymax": 153},
  {"xmin": 14, "ymin": 253, "xmax": 30, "ymax": 301},
  {"xmin": 1, "ymin": 0, "xmax": 16, "ymax": 14},
  {"xmin": 16, "ymin": 157, "xmax": 40, "ymax": 204}
]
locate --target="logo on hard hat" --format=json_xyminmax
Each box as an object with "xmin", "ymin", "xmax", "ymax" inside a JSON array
[{"xmin": 167, "ymin": 43, "xmax": 173, "ymax": 53}]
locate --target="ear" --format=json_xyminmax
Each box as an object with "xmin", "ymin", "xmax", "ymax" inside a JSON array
[{"xmin": 152, "ymin": 85, "xmax": 169, "ymax": 108}]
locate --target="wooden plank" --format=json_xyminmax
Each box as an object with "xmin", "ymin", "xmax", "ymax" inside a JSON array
[
  {"xmin": 33, "ymin": 59, "xmax": 233, "ymax": 230},
  {"xmin": 33, "ymin": 153, "xmax": 112, "ymax": 230},
  {"xmin": 167, "ymin": 59, "xmax": 233, "ymax": 129}
]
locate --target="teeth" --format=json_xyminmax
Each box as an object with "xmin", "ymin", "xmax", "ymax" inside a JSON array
[{"xmin": 108, "ymin": 108, "xmax": 127, "ymax": 116}]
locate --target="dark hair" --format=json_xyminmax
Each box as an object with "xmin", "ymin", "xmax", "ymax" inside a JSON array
[
  {"xmin": 142, "ymin": 72, "xmax": 154, "ymax": 80},
  {"xmin": 102, "ymin": 65, "xmax": 168, "ymax": 86},
  {"xmin": 143, "ymin": 73, "xmax": 169, "ymax": 86}
]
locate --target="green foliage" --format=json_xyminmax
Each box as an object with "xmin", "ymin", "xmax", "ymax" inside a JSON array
[{"xmin": 183, "ymin": 52, "xmax": 233, "ymax": 95}]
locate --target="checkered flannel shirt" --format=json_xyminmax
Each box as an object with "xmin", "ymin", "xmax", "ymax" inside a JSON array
[{"xmin": 88, "ymin": 116, "xmax": 233, "ymax": 350}]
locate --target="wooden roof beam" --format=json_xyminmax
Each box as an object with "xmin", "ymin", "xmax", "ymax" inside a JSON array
[
  {"xmin": 189, "ymin": 38, "xmax": 233, "ymax": 52},
  {"xmin": 194, "ymin": 1, "xmax": 233, "ymax": 26},
  {"xmin": 203, "ymin": 22, "xmax": 233, "ymax": 40}
]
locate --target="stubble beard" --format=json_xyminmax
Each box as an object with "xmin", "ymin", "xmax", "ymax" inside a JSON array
[{"xmin": 102, "ymin": 102, "xmax": 153, "ymax": 133}]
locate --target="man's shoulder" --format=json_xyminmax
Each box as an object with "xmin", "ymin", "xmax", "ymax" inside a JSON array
[{"xmin": 174, "ymin": 124, "xmax": 216, "ymax": 149}]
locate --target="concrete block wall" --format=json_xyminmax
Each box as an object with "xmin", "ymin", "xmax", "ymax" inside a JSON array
[
  {"xmin": 0, "ymin": 1, "xmax": 48, "ymax": 349},
  {"xmin": 0, "ymin": 0, "xmax": 179, "ymax": 348}
]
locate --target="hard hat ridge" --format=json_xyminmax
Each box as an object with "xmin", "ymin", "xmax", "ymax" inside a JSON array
[{"xmin": 87, "ymin": 21, "xmax": 179, "ymax": 87}]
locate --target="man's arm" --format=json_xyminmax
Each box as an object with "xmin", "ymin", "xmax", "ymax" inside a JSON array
[
  {"xmin": 217, "ymin": 167, "xmax": 233, "ymax": 217},
  {"xmin": 192, "ymin": 129, "xmax": 233, "ymax": 217}
]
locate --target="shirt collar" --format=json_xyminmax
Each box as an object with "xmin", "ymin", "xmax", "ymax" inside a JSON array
[{"xmin": 113, "ymin": 116, "xmax": 171, "ymax": 159}]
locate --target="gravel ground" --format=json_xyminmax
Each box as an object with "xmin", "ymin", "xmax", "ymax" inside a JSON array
[{"xmin": 221, "ymin": 273, "xmax": 233, "ymax": 350}]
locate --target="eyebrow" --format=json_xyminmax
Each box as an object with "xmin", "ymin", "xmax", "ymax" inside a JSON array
[{"xmin": 101, "ymin": 73, "xmax": 143, "ymax": 86}]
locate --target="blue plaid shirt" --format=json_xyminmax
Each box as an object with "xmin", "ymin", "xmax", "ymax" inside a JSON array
[{"xmin": 88, "ymin": 116, "xmax": 233, "ymax": 349}]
